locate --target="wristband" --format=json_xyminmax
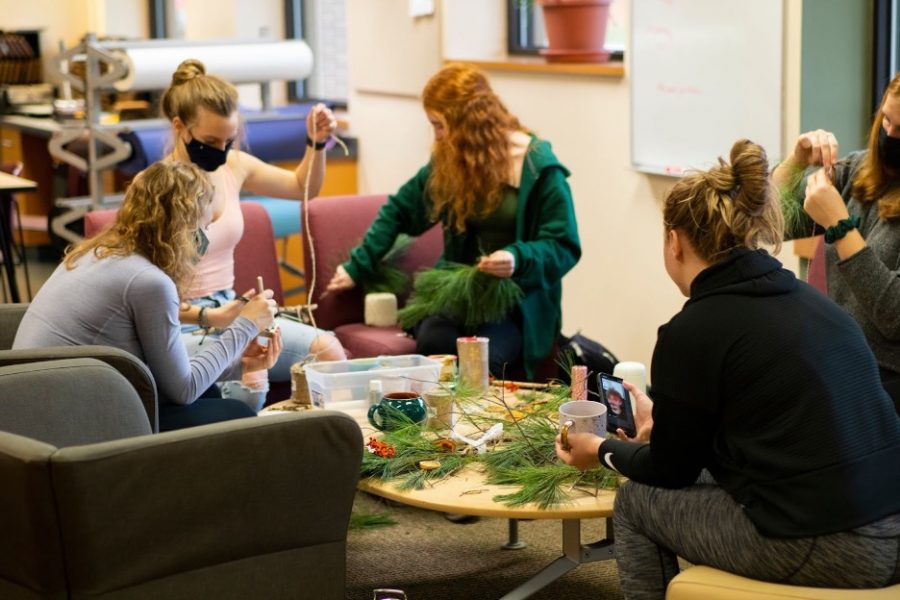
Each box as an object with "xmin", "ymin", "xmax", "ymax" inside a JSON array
[
  {"xmin": 823, "ymin": 214, "xmax": 860, "ymax": 244},
  {"xmin": 306, "ymin": 136, "xmax": 327, "ymax": 150},
  {"xmin": 198, "ymin": 306, "xmax": 210, "ymax": 329}
]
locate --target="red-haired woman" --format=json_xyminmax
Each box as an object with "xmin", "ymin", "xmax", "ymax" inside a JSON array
[
  {"xmin": 327, "ymin": 64, "xmax": 581, "ymax": 380},
  {"xmin": 774, "ymin": 71, "xmax": 900, "ymax": 413}
]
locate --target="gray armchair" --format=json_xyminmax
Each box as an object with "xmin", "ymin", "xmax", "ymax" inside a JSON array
[
  {"xmin": 0, "ymin": 303, "xmax": 159, "ymax": 431},
  {"xmin": 0, "ymin": 355, "xmax": 364, "ymax": 599}
]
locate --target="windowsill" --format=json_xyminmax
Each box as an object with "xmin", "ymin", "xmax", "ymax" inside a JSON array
[{"xmin": 443, "ymin": 55, "xmax": 625, "ymax": 77}]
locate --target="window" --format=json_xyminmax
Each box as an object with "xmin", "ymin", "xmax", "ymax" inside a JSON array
[
  {"xmin": 506, "ymin": 1, "xmax": 625, "ymax": 60},
  {"xmin": 874, "ymin": 0, "xmax": 899, "ymax": 110},
  {"xmin": 286, "ymin": 0, "xmax": 348, "ymax": 106},
  {"xmin": 507, "ymin": 1, "xmax": 547, "ymax": 55}
]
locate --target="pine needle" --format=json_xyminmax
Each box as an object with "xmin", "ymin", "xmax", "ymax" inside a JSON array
[
  {"xmin": 397, "ymin": 263, "xmax": 524, "ymax": 330},
  {"xmin": 778, "ymin": 166, "xmax": 813, "ymax": 236},
  {"xmin": 349, "ymin": 511, "xmax": 397, "ymax": 530},
  {"xmin": 488, "ymin": 465, "xmax": 577, "ymax": 509},
  {"xmin": 361, "ymin": 234, "xmax": 415, "ymax": 295}
]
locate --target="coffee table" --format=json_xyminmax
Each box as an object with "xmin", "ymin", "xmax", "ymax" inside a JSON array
[{"xmin": 267, "ymin": 399, "xmax": 618, "ymax": 599}]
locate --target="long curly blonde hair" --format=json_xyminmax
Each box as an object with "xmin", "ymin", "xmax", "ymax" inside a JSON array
[
  {"xmin": 851, "ymin": 71, "xmax": 900, "ymax": 220},
  {"xmin": 64, "ymin": 161, "xmax": 212, "ymax": 298},
  {"xmin": 423, "ymin": 63, "xmax": 526, "ymax": 233},
  {"xmin": 664, "ymin": 139, "xmax": 783, "ymax": 261}
]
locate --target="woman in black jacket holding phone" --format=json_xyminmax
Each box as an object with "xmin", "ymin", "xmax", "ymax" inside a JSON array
[{"xmin": 557, "ymin": 139, "xmax": 900, "ymax": 599}]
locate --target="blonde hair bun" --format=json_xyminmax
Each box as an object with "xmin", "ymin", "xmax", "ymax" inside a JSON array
[
  {"xmin": 171, "ymin": 59, "xmax": 207, "ymax": 86},
  {"xmin": 728, "ymin": 139, "xmax": 770, "ymax": 218}
]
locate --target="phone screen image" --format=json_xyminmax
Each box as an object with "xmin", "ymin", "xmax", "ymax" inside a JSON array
[{"xmin": 597, "ymin": 373, "xmax": 637, "ymax": 437}]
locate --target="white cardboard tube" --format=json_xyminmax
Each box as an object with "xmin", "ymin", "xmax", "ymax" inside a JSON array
[{"xmin": 111, "ymin": 40, "xmax": 313, "ymax": 92}]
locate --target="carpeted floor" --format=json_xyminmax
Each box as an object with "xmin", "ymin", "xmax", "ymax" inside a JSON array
[{"xmin": 346, "ymin": 492, "xmax": 624, "ymax": 600}]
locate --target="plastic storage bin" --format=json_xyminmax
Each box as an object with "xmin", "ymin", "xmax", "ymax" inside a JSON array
[{"xmin": 304, "ymin": 354, "xmax": 441, "ymax": 409}]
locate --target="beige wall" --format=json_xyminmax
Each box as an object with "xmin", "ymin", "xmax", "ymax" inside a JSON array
[{"xmin": 347, "ymin": 0, "xmax": 805, "ymax": 373}]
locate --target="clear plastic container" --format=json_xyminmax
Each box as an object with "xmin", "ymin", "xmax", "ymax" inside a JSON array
[{"xmin": 304, "ymin": 354, "xmax": 441, "ymax": 409}]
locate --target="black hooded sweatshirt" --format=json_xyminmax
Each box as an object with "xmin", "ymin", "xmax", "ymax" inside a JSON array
[{"xmin": 601, "ymin": 248, "xmax": 900, "ymax": 538}]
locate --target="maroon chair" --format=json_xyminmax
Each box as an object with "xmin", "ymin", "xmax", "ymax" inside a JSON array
[
  {"xmin": 83, "ymin": 200, "xmax": 284, "ymax": 304},
  {"xmin": 807, "ymin": 235, "xmax": 827, "ymax": 294},
  {"xmin": 302, "ymin": 194, "xmax": 443, "ymax": 358}
]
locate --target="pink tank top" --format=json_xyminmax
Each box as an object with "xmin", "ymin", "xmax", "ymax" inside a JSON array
[{"xmin": 188, "ymin": 165, "xmax": 244, "ymax": 298}]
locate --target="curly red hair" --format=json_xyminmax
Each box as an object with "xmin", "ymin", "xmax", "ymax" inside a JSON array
[{"xmin": 423, "ymin": 64, "xmax": 527, "ymax": 233}]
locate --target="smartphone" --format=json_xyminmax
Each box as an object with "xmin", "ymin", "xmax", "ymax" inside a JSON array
[{"xmin": 596, "ymin": 373, "xmax": 637, "ymax": 438}]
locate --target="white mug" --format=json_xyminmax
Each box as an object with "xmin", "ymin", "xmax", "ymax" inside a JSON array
[{"xmin": 558, "ymin": 400, "xmax": 607, "ymax": 450}]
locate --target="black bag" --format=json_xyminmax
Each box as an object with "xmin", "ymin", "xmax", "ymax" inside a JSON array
[{"xmin": 557, "ymin": 332, "xmax": 619, "ymax": 399}]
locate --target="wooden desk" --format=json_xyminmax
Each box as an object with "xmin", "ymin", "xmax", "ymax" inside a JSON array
[
  {"xmin": 266, "ymin": 400, "xmax": 618, "ymax": 600},
  {"xmin": 0, "ymin": 171, "xmax": 37, "ymax": 302}
]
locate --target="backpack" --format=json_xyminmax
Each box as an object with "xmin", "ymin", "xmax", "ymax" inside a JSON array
[{"xmin": 557, "ymin": 332, "xmax": 619, "ymax": 399}]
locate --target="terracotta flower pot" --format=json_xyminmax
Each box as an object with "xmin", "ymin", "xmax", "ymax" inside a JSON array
[{"xmin": 538, "ymin": 0, "xmax": 613, "ymax": 63}]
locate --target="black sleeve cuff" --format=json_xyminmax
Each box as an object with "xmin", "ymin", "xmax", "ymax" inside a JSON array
[{"xmin": 306, "ymin": 136, "xmax": 327, "ymax": 150}]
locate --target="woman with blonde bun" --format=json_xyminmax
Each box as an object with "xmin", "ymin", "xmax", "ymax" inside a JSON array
[
  {"xmin": 557, "ymin": 140, "xmax": 900, "ymax": 598},
  {"xmin": 160, "ymin": 59, "xmax": 346, "ymax": 407}
]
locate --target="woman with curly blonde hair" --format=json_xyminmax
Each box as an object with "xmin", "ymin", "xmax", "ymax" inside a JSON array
[
  {"xmin": 14, "ymin": 162, "xmax": 282, "ymax": 431},
  {"xmin": 327, "ymin": 63, "xmax": 581, "ymax": 378},
  {"xmin": 773, "ymin": 71, "xmax": 900, "ymax": 412}
]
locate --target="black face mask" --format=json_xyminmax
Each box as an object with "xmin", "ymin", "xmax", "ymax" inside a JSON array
[
  {"xmin": 193, "ymin": 228, "xmax": 210, "ymax": 258},
  {"xmin": 878, "ymin": 127, "xmax": 900, "ymax": 170},
  {"xmin": 184, "ymin": 137, "xmax": 232, "ymax": 172}
]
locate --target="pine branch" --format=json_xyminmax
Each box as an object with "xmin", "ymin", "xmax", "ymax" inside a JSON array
[
  {"xmin": 397, "ymin": 263, "xmax": 524, "ymax": 329},
  {"xmin": 349, "ymin": 511, "xmax": 397, "ymax": 530}
]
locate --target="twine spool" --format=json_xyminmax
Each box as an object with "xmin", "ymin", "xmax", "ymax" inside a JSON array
[
  {"xmin": 290, "ymin": 362, "xmax": 311, "ymax": 405},
  {"xmin": 456, "ymin": 336, "xmax": 489, "ymax": 393},
  {"xmin": 570, "ymin": 365, "xmax": 588, "ymax": 400},
  {"xmin": 423, "ymin": 388, "xmax": 456, "ymax": 430},
  {"xmin": 364, "ymin": 292, "xmax": 398, "ymax": 327},
  {"xmin": 428, "ymin": 354, "xmax": 458, "ymax": 382}
]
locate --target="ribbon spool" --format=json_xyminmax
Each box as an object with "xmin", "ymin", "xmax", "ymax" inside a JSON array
[
  {"xmin": 290, "ymin": 362, "xmax": 311, "ymax": 406},
  {"xmin": 364, "ymin": 292, "xmax": 398, "ymax": 327}
]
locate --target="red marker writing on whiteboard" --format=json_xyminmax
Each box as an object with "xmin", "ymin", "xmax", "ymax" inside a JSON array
[{"xmin": 664, "ymin": 165, "xmax": 684, "ymax": 175}]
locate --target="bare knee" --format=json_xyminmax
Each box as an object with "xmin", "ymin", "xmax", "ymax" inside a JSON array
[{"xmin": 310, "ymin": 334, "xmax": 346, "ymax": 362}]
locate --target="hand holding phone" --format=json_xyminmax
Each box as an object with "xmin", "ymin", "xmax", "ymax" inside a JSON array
[{"xmin": 596, "ymin": 373, "xmax": 637, "ymax": 438}]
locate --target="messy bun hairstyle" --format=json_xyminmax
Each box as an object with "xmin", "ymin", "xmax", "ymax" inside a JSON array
[
  {"xmin": 160, "ymin": 59, "xmax": 239, "ymax": 128},
  {"xmin": 663, "ymin": 139, "xmax": 783, "ymax": 261}
]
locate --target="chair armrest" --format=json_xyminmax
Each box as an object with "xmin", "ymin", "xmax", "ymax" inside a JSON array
[
  {"xmin": 0, "ymin": 346, "xmax": 158, "ymax": 432},
  {"xmin": 0, "ymin": 304, "xmax": 28, "ymax": 350},
  {"xmin": 49, "ymin": 411, "xmax": 363, "ymax": 596}
]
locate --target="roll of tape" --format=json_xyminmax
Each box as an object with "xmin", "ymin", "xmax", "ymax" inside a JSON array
[{"xmin": 364, "ymin": 292, "xmax": 398, "ymax": 327}]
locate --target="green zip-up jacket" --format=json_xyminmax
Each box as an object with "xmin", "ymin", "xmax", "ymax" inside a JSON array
[{"xmin": 343, "ymin": 137, "xmax": 581, "ymax": 379}]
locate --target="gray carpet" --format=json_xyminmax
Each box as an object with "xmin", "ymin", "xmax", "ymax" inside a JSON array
[{"xmin": 346, "ymin": 492, "xmax": 624, "ymax": 600}]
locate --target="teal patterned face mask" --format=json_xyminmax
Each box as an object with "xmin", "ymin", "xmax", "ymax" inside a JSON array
[{"xmin": 193, "ymin": 228, "xmax": 210, "ymax": 258}]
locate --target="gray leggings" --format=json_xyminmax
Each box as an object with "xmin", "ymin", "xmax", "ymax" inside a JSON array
[{"xmin": 613, "ymin": 479, "xmax": 900, "ymax": 600}]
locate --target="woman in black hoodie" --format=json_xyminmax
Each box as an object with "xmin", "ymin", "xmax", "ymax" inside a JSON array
[{"xmin": 557, "ymin": 139, "xmax": 900, "ymax": 599}]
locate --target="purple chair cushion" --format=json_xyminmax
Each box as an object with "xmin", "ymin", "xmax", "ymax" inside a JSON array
[
  {"xmin": 333, "ymin": 323, "xmax": 417, "ymax": 359},
  {"xmin": 303, "ymin": 195, "xmax": 443, "ymax": 331}
]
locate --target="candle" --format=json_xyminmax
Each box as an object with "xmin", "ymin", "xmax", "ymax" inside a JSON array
[{"xmin": 613, "ymin": 361, "xmax": 647, "ymax": 394}]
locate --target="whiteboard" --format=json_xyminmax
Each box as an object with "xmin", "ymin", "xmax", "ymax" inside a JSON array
[{"xmin": 631, "ymin": 0, "xmax": 783, "ymax": 176}]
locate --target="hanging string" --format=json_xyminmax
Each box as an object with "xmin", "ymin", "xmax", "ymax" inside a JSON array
[{"xmin": 300, "ymin": 106, "xmax": 349, "ymax": 341}]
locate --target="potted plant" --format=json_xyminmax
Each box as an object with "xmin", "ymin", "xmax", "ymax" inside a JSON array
[{"xmin": 524, "ymin": 0, "xmax": 615, "ymax": 63}]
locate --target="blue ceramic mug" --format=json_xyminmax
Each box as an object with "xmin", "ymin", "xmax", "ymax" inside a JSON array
[{"xmin": 367, "ymin": 392, "xmax": 428, "ymax": 431}]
